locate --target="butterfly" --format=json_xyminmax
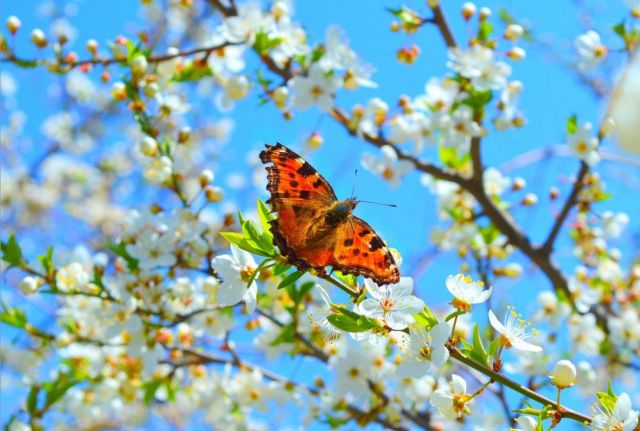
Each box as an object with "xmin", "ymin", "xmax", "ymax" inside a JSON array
[{"xmin": 259, "ymin": 143, "xmax": 399, "ymax": 286}]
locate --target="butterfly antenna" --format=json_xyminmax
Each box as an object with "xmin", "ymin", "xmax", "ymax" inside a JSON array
[
  {"xmin": 357, "ymin": 200, "xmax": 398, "ymax": 208},
  {"xmin": 350, "ymin": 169, "xmax": 358, "ymax": 199}
]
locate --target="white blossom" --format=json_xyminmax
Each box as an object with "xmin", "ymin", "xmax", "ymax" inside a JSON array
[
  {"xmin": 358, "ymin": 277, "xmax": 425, "ymax": 330},
  {"xmin": 211, "ymin": 245, "xmax": 258, "ymax": 312},
  {"xmin": 489, "ymin": 308, "xmax": 542, "ymax": 352}
]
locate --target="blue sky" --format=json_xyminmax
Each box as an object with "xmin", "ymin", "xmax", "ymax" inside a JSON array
[{"xmin": 2, "ymin": 0, "xmax": 639, "ymax": 429}]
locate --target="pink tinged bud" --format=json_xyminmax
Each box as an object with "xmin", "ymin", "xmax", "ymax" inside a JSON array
[
  {"xmin": 111, "ymin": 82, "xmax": 127, "ymax": 101},
  {"xmin": 552, "ymin": 360, "xmax": 577, "ymax": 388},
  {"xmin": 522, "ymin": 193, "xmax": 538, "ymax": 206},
  {"xmin": 549, "ymin": 186, "xmax": 559, "ymax": 200},
  {"xmin": 512, "ymin": 177, "xmax": 526, "ymax": 190},
  {"xmin": 7, "ymin": 16, "xmax": 21, "ymax": 35},
  {"xmin": 306, "ymin": 132, "xmax": 323, "ymax": 149}
]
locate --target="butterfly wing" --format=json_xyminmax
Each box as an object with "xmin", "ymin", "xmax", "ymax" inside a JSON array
[
  {"xmin": 331, "ymin": 216, "xmax": 400, "ymax": 286},
  {"xmin": 260, "ymin": 143, "xmax": 338, "ymax": 269}
]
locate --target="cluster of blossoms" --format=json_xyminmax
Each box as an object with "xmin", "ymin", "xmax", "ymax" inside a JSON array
[{"xmin": 1, "ymin": 1, "xmax": 639, "ymax": 430}]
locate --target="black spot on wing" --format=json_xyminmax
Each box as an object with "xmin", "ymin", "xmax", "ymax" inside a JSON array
[
  {"xmin": 297, "ymin": 162, "xmax": 316, "ymax": 177},
  {"xmin": 299, "ymin": 190, "xmax": 310, "ymax": 199},
  {"xmin": 353, "ymin": 249, "xmax": 360, "ymax": 256},
  {"xmin": 369, "ymin": 236, "xmax": 385, "ymax": 251},
  {"xmin": 290, "ymin": 181, "xmax": 299, "ymax": 187},
  {"xmin": 343, "ymin": 239, "xmax": 354, "ymax": 247},
  {"xmin": 359, "ymin": 230, "xmax": 370, "ymax": 237}
]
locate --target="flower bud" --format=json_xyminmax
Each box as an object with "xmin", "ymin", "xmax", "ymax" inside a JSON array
[
  {"xmin": 272, "ymin": 86, "xmax": 289, "ymax": 109},
  {"xmin": 522, "ymin": 193, "xmax": 538, "ymax": 206},
  {"xmin": 600, "ymin": 116, "xmax": 615, "ymax": 138},
  {"xmin": 512, "ymin": 177, "xmax": 526, "ymax": 190},
  {"xmin": 271, "ymin": 1, "xmax": 288, "ymax": 20},
  {"xmin": 507, "ymin": 47, "xmax": 526, "ymax": 61},
  {"xmin": 6, "ymin": 16, "xmax": 21, "ymax": 35},
  {"xmin": 86, "ymin": 39, "xmax": 98, "ymax": 55},
  {"xmin": 225, "ymin": 75, "xmax": 249, "ymax": 101},
  {"xmin": 30, "ymin": 29, "xmax": 48, "ymax": 48},
  {"xmin": 462, "ymin": 2, "xmax": 476, "ymax": 20},
  {"xmin": 130, "ymin": 55, "xmax": 148, "ymax": 77},
  {"xmin": 549, "ymin": 186, "xmax": 559, "ymax": 200},
  {"xmin": 204, "ymin": 185, "xmax": 223, "ymax": 202},
  {"xmin": 552, "ymin": 360, "xmax": 577, "ymax": 388},
  {"xmin": 504, "ymin": 24, "xmax": 524, "ymax": 40},
  {"xmin": 140, "ymin": 136, "xmax": 158, "ymax": 156},
  {"xmin": 20, "ymin": 276, "xmax": 41, "ymax": 295},
  {"xmin": 306, "ymin": 132, "xmax": 323, "ymax": 149},
  {"xmin": 177, "ymin": 126, "xmax": 191, "ymax": 144},
  {"xmin": 479, "ymin": 7, "xmax": 491, "ymax": 21},
  {"xmin": 199, "ymin": 169, "xmax": 214, "ymax": 187},
  {"xmin": 397, "ymin": 44, "xmax": 420, "ymax": 64},
  {"xmin": 111, "ymin": 82, "xmax": 127, "ymax": 100}
]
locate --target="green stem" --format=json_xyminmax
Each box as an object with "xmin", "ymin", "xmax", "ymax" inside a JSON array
[
  {"xmin": 246, "ymin": 258, "xmax": 275, "ymax": 288},
  {"xmin": 449, "ymin": 348, "xmax": 591, "ymax": 424}
]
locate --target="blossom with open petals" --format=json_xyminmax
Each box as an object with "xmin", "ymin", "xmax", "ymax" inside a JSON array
[
  {"xmin": 395, "ymin": 322, "xmax": 450, "ymax": 378},
  {"xmin": 592, "ymin": 393, "xmax": 639, "ymax": 431},
  {"xmin": 211, "ymin": 245, "xmax": 258, "ymax": 312},
  {"xmin": 446, "ymin": 274, "xmax": 492, "ymax": 312},
  {"xmin": 358, "ymin": 277, "xmax": 425, "ymax": 330},
  {"xmin": 488, "ymin": 307, "xmax": 542, "ymax": 352}
]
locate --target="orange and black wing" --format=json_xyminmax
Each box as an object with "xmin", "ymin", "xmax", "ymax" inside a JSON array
[
  {"xmin": 260, "ymin": 143, "xmax": 337, "ymax": 269},
  {"xmin": 331, "ymin": 216, "xmax": 400, "ymax": 286}
]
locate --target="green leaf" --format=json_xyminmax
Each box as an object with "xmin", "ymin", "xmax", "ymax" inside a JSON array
[
  {"xmin": 333, "ymin": 271, "xmax": 357, "ymax": 289},
  {"xmin": 293, "ymin": 281, "xmax": 315, "ymax": 304},
  {"xmin": 477, "ymin": 21, "xmax": 493, "ymax": 41},
  {"xmin": 143, "ymin": 379, "xmax": 164, "ymax": 405},
  {"xmin": 172, "ymin": 62, "xmax": 213, "ymax": 82},
  {"xmin": 242, "ymin": 219, "xmax": 275, "ymax": 255},
  {"xmin": 270, "ymin": 323, "xmax": 296, "ymax": 346},
  {"xmin": 219, "ymin": 232, "xmax": 267, "ymax": 257},
  {"xmin": 1, "ymin": 306, "xmax": 28, "ymax": 329},
  {"xmin": 257, "ymin": 198, "xmax": 275, "ymax": 237},
  {"xmin": 513, "ymin": 407, "xmax": 541, "ymax": 416},
  {"xmin": 445, "ymin": 310, "xmax": 465, "ymax": 322},
  {"xmin": 460, "ymin": 88, "xmax": 493, "ymax": 111},
  {"xmin": 1, "ymin": 234, "xmax": 23, "ymax": 268},
  {"xmin": 326, "ymin": 305, "xmax": 380, "ymax": 333},
  {"xmin": 253, "ymin": 31, "xmax": 283, "ymax": 55},
  {"xmin": 43, "ymin": 376, "xmax": 78, "ymax": 410},
  {"xmin": 277, "ymin": 270, "xmax": 304, "ymax": 290},
  {"xmin": 327, "ymin": 314, "xmax": 369, "ymax": 332},
  {"xmin": 612, "ymin": 21, "xmax": 626, "ymax": 38},
  {"xmin": 106, "ymin": 241, "xmax": 139, "ymax": 271},
  {"xmin": 27, "ymin": 386, "xmax": 39, "ymax": 414},
  {"xmin": 438, "ymin": 144, "xmax": 470, "ymax": 169},
  {"xmin": 472, "ymin": 324, "xmax": 488, "ymax": 362},
  {"xmin": 479, "ymin": 224, "xmax": 500, "ymax": 244},
  {"xmin": 414, "ymin": 306, "xmax": 438, "ymax": 330},
  {"xmin": 566, "ymin": 114, "xmax": 578, "ymax": 135},
  {"xmin": 487, "ymin": 336, "xmax": 502, "ymax": 357},
  {"xmin": 38, "ymin": 246, "xmax": 54, "ymax": 276},
  {"xmin": 272, "ymin": 262, "xmax": 291, "ymax": 276}
]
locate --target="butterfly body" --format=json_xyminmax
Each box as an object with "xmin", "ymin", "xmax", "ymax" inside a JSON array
[{"xmin": 260, "ymin": 143, "xmax": 399, "ymax": 286}]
